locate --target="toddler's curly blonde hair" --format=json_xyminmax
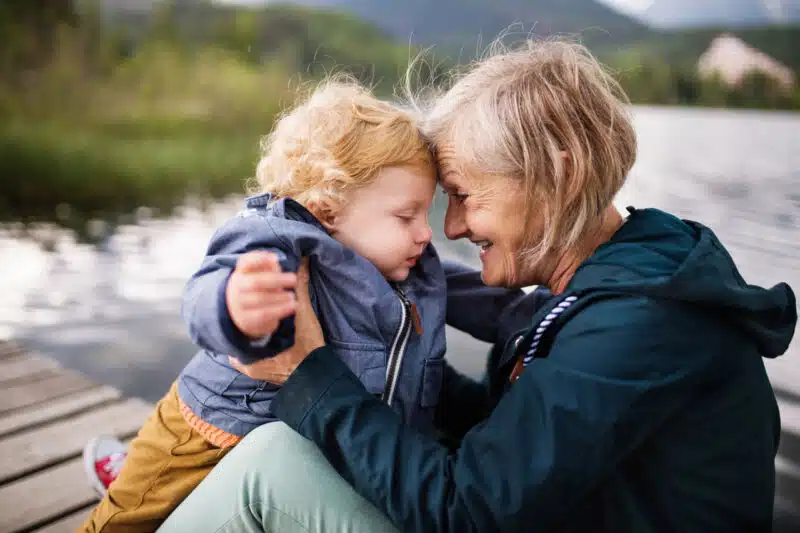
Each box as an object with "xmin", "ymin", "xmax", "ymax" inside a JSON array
[{"xmin": 253, "ymin": 76, "xmax": 434, "ymax": 216}]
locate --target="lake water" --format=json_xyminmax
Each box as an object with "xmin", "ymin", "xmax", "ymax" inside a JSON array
[{"xmin": 2, "ymin": 104, "xmax": 799, "ymax": 524}]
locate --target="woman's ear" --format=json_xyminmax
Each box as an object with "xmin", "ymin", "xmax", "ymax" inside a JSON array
[{"xmin": 307, "ymin": 200, "xmax": 338, "ymax": 232}]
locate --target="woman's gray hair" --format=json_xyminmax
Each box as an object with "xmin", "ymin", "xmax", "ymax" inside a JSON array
[{"xmin": 407, "ymin": 38, "xmax": 637, "ymax": 265}]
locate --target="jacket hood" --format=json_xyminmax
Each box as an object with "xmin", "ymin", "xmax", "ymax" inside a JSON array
[{"xmin": 568, "ymin": 208, "xmax": 797, "ymax": 359}]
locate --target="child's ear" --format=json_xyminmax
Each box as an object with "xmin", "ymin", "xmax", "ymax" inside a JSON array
[{"xmin": 307, "ymin": 200, "xmax": 338, "ymax": 232}]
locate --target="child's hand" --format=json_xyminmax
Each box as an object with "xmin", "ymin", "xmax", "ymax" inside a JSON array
[{"xmin": 226, "ymin": 251, "xmax": 298, "ymax": 339}]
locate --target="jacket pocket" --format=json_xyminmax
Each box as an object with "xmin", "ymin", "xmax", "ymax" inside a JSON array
[
  {"xmin": 327, "ymin": 339, "xmax": 387, "ymax": 396},
  {"xmin": 419, "ymin": 358, "xmax": 444, "ymax": 408}
]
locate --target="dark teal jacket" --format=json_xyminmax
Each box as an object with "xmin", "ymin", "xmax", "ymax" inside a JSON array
[{"xmin": 273, "ymin": 208, "xmax": 797, "ymax": 532}]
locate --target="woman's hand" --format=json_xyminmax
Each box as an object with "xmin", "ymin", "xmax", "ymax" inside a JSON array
[{"xmin": 228, "ymin": 257, "xmax": 325, "ymax": 385}]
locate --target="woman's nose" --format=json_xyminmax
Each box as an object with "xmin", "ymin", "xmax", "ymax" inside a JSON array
[{"xmin": 444, "ymin": 203, "xmax": 468, "ymax": 240}]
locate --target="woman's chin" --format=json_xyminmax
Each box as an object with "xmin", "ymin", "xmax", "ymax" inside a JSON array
[
  {"xmin": 479, "ymin": 263, "xmax": 506, "ymax": 288},
  {"xmin": 480, "ymin": 252, "xmax": 523, "ymax": 288}
]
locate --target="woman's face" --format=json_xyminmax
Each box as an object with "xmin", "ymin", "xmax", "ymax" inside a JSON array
[{"xmin": 437, "ymin": 145, "xmax": 534, "ymax": 288}]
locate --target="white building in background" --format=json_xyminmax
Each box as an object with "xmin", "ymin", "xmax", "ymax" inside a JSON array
[{"xmin": 697, "ymin": 34, "xmax": 795, "ymax": 90}]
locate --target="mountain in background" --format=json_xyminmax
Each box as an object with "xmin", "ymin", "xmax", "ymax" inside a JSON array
[
  {"xmin": 293, "ymin": 0, "xmax": 650, "ymax": 54},
  {"xmin": 643, "ymin": 0, "xmax": 800, "ymax": 28}
]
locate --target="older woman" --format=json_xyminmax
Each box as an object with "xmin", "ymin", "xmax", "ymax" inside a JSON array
[{"xmin": 158, "ymin": 40, "xmax": 796, "ymax": 532}]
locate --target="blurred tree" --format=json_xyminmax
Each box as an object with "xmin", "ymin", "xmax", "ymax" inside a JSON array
[
  {"xmin": 673, "ymin": 70, "xmax": 700, "ymax": 105},
  {"xmin": 150, "ymin": 1, "xmax": 178, "ymax": 43},
  {"xmin": 617, "ymin": 58, "xmax": 680, "ymax": 105},
  {"xmin": 0, "ymin": 0, "xmax": 78, "ymax": 74},
  {"xmin": 729, "ymin": 70, "xmax": 793, "ymax": 109},
  {"xmin": 697, "ymin": 73, "xmax": 730, "ymax": 107},
  {"xmin": 792, "ymin": 83, "xmax": 800, "ymax": 110}
]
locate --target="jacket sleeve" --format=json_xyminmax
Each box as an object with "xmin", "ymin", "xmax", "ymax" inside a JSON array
[
  {"xmin": 272, "ymin": 295, "xmax": 716, "ymax": 532},
  {"xmin": 181, "ymin": 214, "xmax": 299, "ymax": 363},
  {"xmin": 442, "ymin": 259, "xmax": 553, "ymax": 344}
]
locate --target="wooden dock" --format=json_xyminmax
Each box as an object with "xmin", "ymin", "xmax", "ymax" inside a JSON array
[
  {"xmin": 0, "ymin": 339, "xmax": 798, "ymax": 532},
  {"xmin": 0, "ymin": 341, "xmax": 152, "ymax": 533}
]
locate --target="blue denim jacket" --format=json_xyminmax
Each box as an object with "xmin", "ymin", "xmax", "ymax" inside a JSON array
[{"xmin": 178, "ymin": 193, "xmax": 540, "ymax": 437}]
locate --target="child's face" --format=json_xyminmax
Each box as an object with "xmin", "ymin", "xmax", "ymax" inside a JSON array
[{"xmin": 329, "ymin": 164, "xmax": 436, "ymax": 282}]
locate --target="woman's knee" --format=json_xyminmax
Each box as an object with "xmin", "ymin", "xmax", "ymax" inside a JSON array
[
  {"xmin": 215, "ymin": 421, "xmax": 332, "ymax": 503},
  {"xmin": 235, "ymin": 422, "xmax": 320, "ymax": 466},
  {"xmin": 232, "ymin": 423, "xmax": 398, "ymax": 532}
]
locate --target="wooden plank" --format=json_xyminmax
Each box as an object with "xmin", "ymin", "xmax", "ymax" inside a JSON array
[
  {"xmin": 0, "ymin": 386, "xmax": 122, "ymax": 438},
  {"xmin": 0, "ymin": 371, "xmax": 95, "ymax": 415},
  {"xmin": 30, "ymin": 506, "xmax": 95, "ymax": 533},
  {"xmin": 781, "ymin": 399, "xmax": 800, "ymax": 436},
  {"xmin": 0, "ymin": 341, "xmax": 24, "ymax": 360},
  {"xmin": 0, "ymin": 456, "xmax": 96, "ymax": 533},
  {"xmin": 0, "ymin": 398, "xmax": 152, "ymax": 484},
  {"xmin": 0, "ymin": 353, "xmax": 60, "ymax": 384},
  {"xmin": 776, "ymin": 455, "xmax": 800, "ymax": 510},
  {"xmin": 0, "ymin": 435, "xmax": 134, "ymax": 533}
]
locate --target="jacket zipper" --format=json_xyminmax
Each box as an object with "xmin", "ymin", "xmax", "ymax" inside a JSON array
[{"xmin": 382, "ymin": 287, "xmax": 413, "ymax": 407}]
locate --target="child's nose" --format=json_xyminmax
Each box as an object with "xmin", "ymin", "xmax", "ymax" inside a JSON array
[{"xmin": 417, "ymin": 223, "xmax": 433, "ymax": 244}]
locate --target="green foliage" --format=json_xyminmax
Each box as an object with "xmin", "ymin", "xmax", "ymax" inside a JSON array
[
  {"xmin": 208, "ymin": 4, "xmax": 413, "ymax": 94},
  {"xmin": 601, "ymin": 25, "xmax": 800, "ymax": 71},
  {"xmin": 0, "ymin": 0, "xmax": 78, "ymax": 76},
  {"xmin": 610, "ymin": 53, "xmax": 799, "ymax": 110}
]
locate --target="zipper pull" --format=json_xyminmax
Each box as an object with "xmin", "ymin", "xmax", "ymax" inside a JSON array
[
  {"xmin": 509, "ymin": 357, "xmax": 525, "ymax": 383},
  {"xmin": 411, "ymin": 303, "xmax": 423, "ymax": 335}
]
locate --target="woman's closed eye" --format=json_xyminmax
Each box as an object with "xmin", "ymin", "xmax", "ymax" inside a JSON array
[{"xmin": 443, "ymin": 190, "xmax": 469, "ymax": 203}]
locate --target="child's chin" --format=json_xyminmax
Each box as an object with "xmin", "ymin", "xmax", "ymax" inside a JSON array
[{"xmin": 386, "ymin": 266, "xmax": 410, "ymax": 282}]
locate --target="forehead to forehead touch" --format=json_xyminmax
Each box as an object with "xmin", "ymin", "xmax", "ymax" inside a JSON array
[{"xmin": 434, "ymin": 144, "xmax": 461, "ymax": 181}]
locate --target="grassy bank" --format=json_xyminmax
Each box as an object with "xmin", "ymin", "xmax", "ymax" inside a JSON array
[{"xmin": 0, "ymin": 119, "xmax": 260, "ymax": 222}]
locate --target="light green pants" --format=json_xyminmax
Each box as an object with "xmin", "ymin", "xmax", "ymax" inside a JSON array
[{"xmin": 156, "ymin": 422, "xmax": 401, "ymax": 533}]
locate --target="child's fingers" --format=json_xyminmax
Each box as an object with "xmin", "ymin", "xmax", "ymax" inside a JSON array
[
  {"xmin": 237, "ymin": 290, "xmax": 295, "ymax": 310},
  {"xmin": 236, "ymin": 251, "xmax": 281, "ymax": 274},
  {"xmin": 256, "ymin": 302, "xmax": 297, "ymax": 322},
  {"xmin": 239, "ymin": 271, "xmax": 297, "ymax": 293},
  {"xmin": 241, "ymin": 302, "xmax": 297, "ymax": 328}
]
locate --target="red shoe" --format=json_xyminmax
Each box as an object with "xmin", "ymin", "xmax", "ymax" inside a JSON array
[{"xmin": 83, "ymin": 436, "xmax": 127, "ymax": 497}]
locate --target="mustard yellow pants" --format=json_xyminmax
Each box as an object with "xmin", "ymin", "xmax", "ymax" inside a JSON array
[{"xmin": 77, "ymin": 382, "xmax": 231, "ymax": 533}]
